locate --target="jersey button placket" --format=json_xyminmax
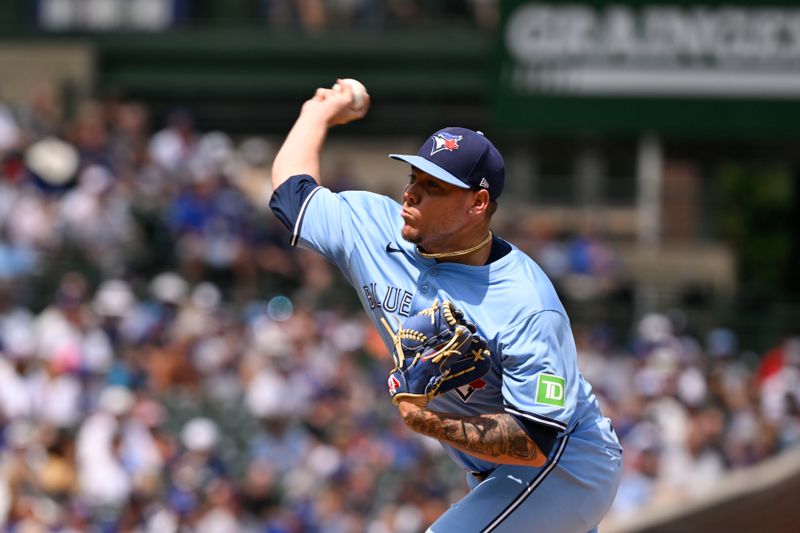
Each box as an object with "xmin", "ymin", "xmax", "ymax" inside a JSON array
[{"xmin": 418, "ymin": 267, "xmax": 439, "ymax": 296}]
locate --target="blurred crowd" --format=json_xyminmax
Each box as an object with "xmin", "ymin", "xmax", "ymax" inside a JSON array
[
  {"xmin": 252, "ymin": 0, "xmax": 498, "ymax": 34},
  {"xmin": 0, "ymin": 87, "xmax": 799, "ymax": 532},
  {"xmin": 34, "ymin": 0, "xmax": 500, "ymax": 34},
  {"xmin": 582, "ymin": 316, "xmax": 800, "ymax": 521}
]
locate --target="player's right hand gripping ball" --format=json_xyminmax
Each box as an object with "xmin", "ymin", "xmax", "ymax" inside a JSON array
[{"xmin": 386, "ymin": 300, "xmax": 492, "ymax": 405}]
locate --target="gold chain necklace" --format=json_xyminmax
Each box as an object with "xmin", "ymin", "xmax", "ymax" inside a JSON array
[{"xmin": 417, "ymin": 231, "xmax": 493, "ymax": 259}]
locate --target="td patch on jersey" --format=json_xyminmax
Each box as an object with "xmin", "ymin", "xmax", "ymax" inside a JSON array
[{"xmin": 536, "ymin": 374, "xmax": 566, "ymax": 407}]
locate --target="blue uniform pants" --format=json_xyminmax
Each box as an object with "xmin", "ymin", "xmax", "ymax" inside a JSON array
[{"xmin": 427, "ymin": 435, "xmax": 622, "ymax": 533}]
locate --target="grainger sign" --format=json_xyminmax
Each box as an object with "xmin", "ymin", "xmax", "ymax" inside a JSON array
[{"xmin": 495, "ymin": 1, "xmax": 800, "ymax": 137}]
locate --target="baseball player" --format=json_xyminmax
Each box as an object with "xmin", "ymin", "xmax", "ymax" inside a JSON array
[{"xmin": 268, "ymin": 81, "xmax": 622, "ymax": 532}]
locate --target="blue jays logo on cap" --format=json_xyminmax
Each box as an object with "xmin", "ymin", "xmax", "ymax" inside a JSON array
[{"xmin": 431, "ymin": 132, "xmax": 463, "ymax": 155}]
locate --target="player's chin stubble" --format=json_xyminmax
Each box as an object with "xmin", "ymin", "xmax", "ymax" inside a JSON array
[{"xmin": 401, "ymin": 226, "xmax": 421, "ymax": 244}]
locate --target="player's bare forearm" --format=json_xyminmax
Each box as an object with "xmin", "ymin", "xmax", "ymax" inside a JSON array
[
  {"xmin": 271, "ymin": 81, "xmax": 369, "ymax": 191},
  {"xmin": 397, "ymin": 401, "xmax": 546, "ymax": 467},
  {"xmin": 271, "ymin": 111, "xmax": 328, "ymax": 190}
]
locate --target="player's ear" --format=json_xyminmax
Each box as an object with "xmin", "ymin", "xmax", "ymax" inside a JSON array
[{"xmin": 469, "ymin": 189, "xmax": 491, "ymax": 216}]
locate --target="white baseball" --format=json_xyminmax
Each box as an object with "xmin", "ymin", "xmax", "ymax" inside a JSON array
[{"xmin": 332, "ymin": 78, "xmax": 367, "ymax": 111}]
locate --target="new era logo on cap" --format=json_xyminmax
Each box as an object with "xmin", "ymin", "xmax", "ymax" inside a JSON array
[{"xmin": 389, "ymin": 127, "xmax": 505, "ymax": 200}]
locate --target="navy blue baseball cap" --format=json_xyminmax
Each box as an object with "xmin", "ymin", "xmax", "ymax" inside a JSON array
[{"xmin": 389, "ymin": 127, "xmax": 505, "ymax": 200}]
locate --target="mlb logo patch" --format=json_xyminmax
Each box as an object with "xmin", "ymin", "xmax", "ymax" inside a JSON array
[{"xmin": 430, "ymin": 132, "xmax": 463, "ymax": 155}]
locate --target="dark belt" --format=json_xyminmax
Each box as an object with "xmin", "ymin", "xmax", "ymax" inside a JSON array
[{"xmin": 470, "ymin": 470, "xmax": 494, "ymax": 482}]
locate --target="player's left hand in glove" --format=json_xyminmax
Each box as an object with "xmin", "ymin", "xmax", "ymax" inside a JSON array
[{"xmin": 382, "ymin": 300, "xmax": 492, "ymax": 406}]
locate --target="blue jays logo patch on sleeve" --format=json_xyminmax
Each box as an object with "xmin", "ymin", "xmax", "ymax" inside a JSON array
[
  {"xmin": 430, "ymin": 132, "xmax": 463, "ymax": 155},
  {"xmin": 454, "ymin": 378, "xmax": 486, "ymax": 402}
]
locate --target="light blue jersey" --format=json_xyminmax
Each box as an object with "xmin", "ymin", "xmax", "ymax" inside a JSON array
[{"xmin": 271, "ymin": 176, "xmax": 622, "ymax": 532}]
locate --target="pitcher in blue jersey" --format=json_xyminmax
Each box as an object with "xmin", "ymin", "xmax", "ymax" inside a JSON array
[{"xmin": 269, "ymin": 80, "xmax": 622, "ymax": 532}]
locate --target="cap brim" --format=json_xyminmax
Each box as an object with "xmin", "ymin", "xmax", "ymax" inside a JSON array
[{"xmin": 388, "ymin": 154, "xmax": 470, "ymax": 189}]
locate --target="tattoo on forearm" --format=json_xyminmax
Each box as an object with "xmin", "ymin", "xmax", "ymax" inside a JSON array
[{"xmin": 405, "ymin": 410, "xmax": 539, "ymax": 462}]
